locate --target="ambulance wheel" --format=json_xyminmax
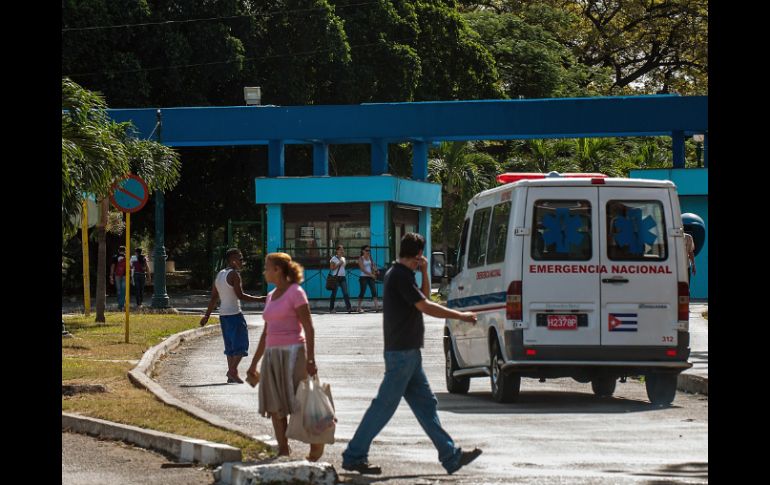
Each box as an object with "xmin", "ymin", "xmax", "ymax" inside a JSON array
[
  {"xmin": 490, "ymin": 338, "xmax": 520, "ymax": 403},
  {"xmin": 445, "ymin": 344, "xmax": 470, "ymax": 394},
  {"xmin": 645, "ymin": 372, "xmax": 678, "ymax": 406},
  {"xmin": 591, "ymin": 376, "xmax": 617, "ymax": 397}
]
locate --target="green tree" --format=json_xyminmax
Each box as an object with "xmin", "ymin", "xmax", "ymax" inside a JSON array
[
  {"xmin": 464, "ymin": 10, "xmax": 609, "ymax": 98},
  {"xmin": 413, "ymin": 1, "xmax": 503, "ymax": 100},
  {"xmin": 504, "ymin": 139, "xmax": 576, "ymax": 172},
  {"xmin": 499, "ymin": 0, "xmax": 708, "ymax": 94},
  {"xmin": 428, "ymin": 142, "xmax": 502, "ymax": 263}
]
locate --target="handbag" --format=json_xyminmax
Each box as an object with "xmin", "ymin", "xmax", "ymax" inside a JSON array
[
  {"xmin": 325, "ymin": 261, "xmax": 342, "ymax": 291},
  {"xmin": 286, "ymin": 375, "xmax": 337, "ymax": 444}
]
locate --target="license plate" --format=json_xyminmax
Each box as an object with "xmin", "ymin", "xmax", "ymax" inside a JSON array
[{"xmin": 547, "ymin": 314, "xmax": 578, "ymax": 330}]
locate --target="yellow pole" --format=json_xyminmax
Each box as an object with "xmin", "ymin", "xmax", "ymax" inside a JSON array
[
  {"xmin": 81, "ymin": 200, "xmax": 91, "ymax": 316},
  {"xmin": 125, "ymin": 212, "xmax": 131, "ymax": 343}
]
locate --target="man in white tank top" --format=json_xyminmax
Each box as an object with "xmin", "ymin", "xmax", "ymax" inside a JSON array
[{"xmin": 200, "ymin": 248, "xmax": 266, "ymax": 383}]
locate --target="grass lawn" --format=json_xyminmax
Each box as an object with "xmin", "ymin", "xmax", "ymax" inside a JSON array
[{"xmin": 62, "ymin": 312, "xmax": 272, "ymax": 462}]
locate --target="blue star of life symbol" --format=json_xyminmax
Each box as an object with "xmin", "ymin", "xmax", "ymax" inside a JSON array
[
  {"xmin": 613, "ymin": 208, "xmax": 658, "ymax": 254},
  {"xmin": 542, "ymin": 208, "xmax": 584, "ymax": 252}
]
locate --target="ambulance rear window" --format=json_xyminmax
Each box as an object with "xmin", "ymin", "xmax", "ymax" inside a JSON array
[
  {"xmin": 532, "ymin": 200, "xmax": 592, "ymax": 261},
  {"xmin": 606, "ymin": 201, "xmax": 667, "ymax": 261}
]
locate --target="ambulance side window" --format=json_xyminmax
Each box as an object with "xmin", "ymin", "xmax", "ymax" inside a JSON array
[
  {"xmin": 532, "ymin": 200, "xmax": 592, "ymax": 261},
  {"xmin": 606, "ymin": 200, "xmax": 667, "ymax": 261},
  {"xmin": 457, "ymin": 218, "xmax": 470, "ymax": 273},
  {"xmin": 487, "ymin": 202, "xmax": 512, "ymax": 264},
  {"xmin": 468, "ymin": 207, "xmax": 492, "ymax": 268}
]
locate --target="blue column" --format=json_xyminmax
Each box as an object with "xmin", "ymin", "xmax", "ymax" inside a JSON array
[
  {"xmin": 371, "ymin": 139, "xmax": 388, "ymax": 175},
  {"xmin": 269, "ymin": 140, "xmax": 285, "ymax": 177},
  {"xmin": 152, "ymin": 109, "xmax": 170, "ymax": 308},
  {"xmin": 672, "ymin": 131, "xmax": 685, "ymax": 168},
  {"xmin": 151, "ymin": 190, "xmax": 170, "ymax": 308},
  {"xmin": 412, "ymin": 141, "xmax": 428, "ymax": 181},
  {"xmin": 313, "ymin": 142, "xmax": 329, "ymax": 176},
  {"xmin": 370, "ymin": 202, "xmax": 388, "ymax": 270},
  {"xmin": 266, "ymin": 204, "xmax": 283, "ymax": 254},
  {"xmin": 266, "ymin": 204, "xmax": 283, "ymax": 292},
  {"xmin": 703, "ymin": 133, "xmax": 708, "ymax": 168},
  {"xmin": 417, "ymin": 208, "xmax": 431, "ymax": 288}
]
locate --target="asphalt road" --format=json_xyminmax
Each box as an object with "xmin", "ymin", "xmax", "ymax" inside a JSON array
[
  {"xmin": 156, "ymin": 312, "xmax": 708, "ymax": 484},
  {"xmin": 62, "ymin": 432, "xmax": 215, "ymax": 485}
]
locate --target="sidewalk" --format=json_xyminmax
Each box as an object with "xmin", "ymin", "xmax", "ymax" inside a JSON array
[
  {"xmin": 62, "ymin": 290, "xmax": 376, "ymax": 314},
  {"xmin": 680, "ymin": 303, "xmax": 708, "ymax": 394}
]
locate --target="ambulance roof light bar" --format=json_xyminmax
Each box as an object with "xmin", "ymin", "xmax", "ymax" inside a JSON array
[{"xmin": 496, "ymin": 171, "xmax": 608, "ymax": 185}]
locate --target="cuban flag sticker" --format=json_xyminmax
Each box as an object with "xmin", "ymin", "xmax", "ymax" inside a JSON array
[{"xmin": 609, "ymin": 313, "xmax": 638, "ymax": 332}]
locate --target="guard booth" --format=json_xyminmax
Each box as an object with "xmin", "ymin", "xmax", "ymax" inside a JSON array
[{"xmin": 256, "ymin": 175, "xmax": 441, "ymax": 299}]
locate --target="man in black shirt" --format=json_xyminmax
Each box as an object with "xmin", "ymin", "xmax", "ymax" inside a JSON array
[{"xmin": 342, "ymin": 233, "xmax": 482, "ymax": 475}]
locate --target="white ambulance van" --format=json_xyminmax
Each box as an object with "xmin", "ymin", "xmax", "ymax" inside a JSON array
[{"xmin": 444, "ymin": 172, "xmax": 693, "ymax": 406}]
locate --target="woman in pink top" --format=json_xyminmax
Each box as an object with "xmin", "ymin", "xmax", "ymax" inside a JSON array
[{"xmin": 246, "ymin": 252, "xmax": 323, "ymax": 461}]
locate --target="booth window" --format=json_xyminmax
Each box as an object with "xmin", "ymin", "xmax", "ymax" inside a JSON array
[{"xmin": 283, "ymin": 203, "xmax": 370, "ymax": 268}]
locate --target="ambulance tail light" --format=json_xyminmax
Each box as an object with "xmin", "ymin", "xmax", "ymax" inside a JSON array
[
  {"xmin": 678, "ymin": 282, "xmax": 689, "ymax": 322},
  {"xmin": 506, "ymin": 281, "xmax": 522, "ymax": 321}
]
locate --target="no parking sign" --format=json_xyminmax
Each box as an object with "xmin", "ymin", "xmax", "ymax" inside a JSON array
[
  {"xmin": 110, "ymin": 174, "xmax": 149, "ymax": 213},
  {"xmin": 109, "ymin": 174, "xmax": 149, "ymax": 343}
]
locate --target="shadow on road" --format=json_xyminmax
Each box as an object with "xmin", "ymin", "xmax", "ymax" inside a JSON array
[
  {"xmin": 435, "ymin": 391, "xmax": 675, "ymax": 414},
  {"xmin": 624, "ymin": 461, "xmax": 708, "ymax": 481},
  {"xmin": 179, "ymin": 383, "xmax": 233, "ymax": 388},
  {"xmin": 338, "ymin": 473, "xmax": 448, "ymax": 484}
]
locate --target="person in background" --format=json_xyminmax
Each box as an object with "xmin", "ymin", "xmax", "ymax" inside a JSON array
[
  {"xmin": 356, "ymin": 245, "xmax": 379, "ymax": 313},
  {"xmin": 130, "ymin": 248, "xmax": 148, "ymax": 307},
  {"xmin": 329, "ymin": 245, "xmax": 352, "ymax": 314},
  {"xmin": 200, "ymin": 248, "xmax": 266, "ymax": 383},
  {"xmin": 110, "ymin": 246, "xmax": 127, "ymax": 311}
]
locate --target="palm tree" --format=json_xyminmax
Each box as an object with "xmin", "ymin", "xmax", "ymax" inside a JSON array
[
  {"xmin": 428, "ymin": 141, "xmax": 502, "ymax": 269},
  {"xmin": 573, "ymin": 137, "xmax": 624, "ymax": 176},
  {"xmin": 518, "ymin": 139, "xmax": 575, "ymax": 173},
  {"xmin": 62, "ymin": 78, "xmax": 181, "ymax": 322}
]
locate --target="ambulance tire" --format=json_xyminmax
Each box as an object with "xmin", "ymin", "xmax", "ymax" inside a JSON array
[
  {"xmin": 591, "ymin": 376, "xmax": 617, "ymax": 397},
  {"xmin": 490, "ymin": 338, "xmax": 521, "ymax": 403},
  {"xmin": 645, "ymin": 372, "xmax": 678, "ymax": 406},
  {"xmin": 446, "ymin": 344, "xmax": 470, "ymax": 394}
]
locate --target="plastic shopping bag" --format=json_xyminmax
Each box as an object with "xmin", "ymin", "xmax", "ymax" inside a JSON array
[
  {"xmin": 303, "ymin": 375, "xmax": 336, "ymax": 434},
  {"xmin": 286, "ymin": 375, "xmax": 337, "ymax": 444}
]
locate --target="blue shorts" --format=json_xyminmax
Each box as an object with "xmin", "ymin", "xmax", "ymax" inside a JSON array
[{"xmin": 220, "ymin": 313, "xmax": 249, "ymax": 357}]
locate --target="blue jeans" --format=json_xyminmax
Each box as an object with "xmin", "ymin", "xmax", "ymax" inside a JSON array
[
  {"xmin": 329, "ymin": 276, "xmax": 352, "ymax": 311},
  {"xmin": 342, "ymin": 349, "xmax": 462, "ymax": 473},
  {"xmin": 115, "ymin": 276, "xmax": 126, "ymax": 310},
  {"xmin": 358, "ymin": 276, "xmax": 377, "ymax": 299},
  {"xmin": 134, "ymin": 273, "xmax": 146, "ymax": 306}
]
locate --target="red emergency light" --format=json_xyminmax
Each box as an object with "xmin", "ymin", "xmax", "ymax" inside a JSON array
[{"xmin": 496, "ymin": 172, "xmax": 608, "ymax": 185}]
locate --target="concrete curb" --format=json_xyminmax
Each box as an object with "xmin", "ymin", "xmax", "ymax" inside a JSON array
[
  {"xmin": 678, "ymin": 373, "xmax": 708, "ymax": 395},
  {"xmin": 215, "ymin": 461, "xmax": 338, "ymax": 485},
  {"xmin": 62, "ymin": 412, "xmax": 241, "ymax": 465},
  {"xmin": 127, "ymin": 324, "xmax": 266, "ymax": 442}
]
